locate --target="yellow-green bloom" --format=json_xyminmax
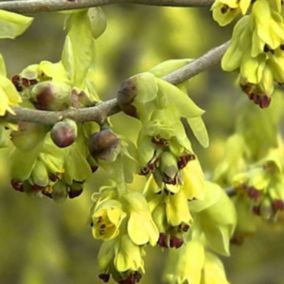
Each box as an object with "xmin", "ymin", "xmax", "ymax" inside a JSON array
[
  {"xmin": 212, "ymin": 0, "xmax": 251, "ymax": 26},
  {"xmin": 164, "ymin": 240, "xmax": 205, "ymax": 284},
  {"xmin": 0, "ymin": 75, "xmax": 22, "ymax": 116},
  {"xmin": 164, "ymin": 241, "xmax": 229, "ymax": 284},
  {"xmin": 182, "ymin": 159, "xmax": 205, "ymax": 200},
  {"xmin": 91, "ymin": 199, "xmax": 126, "ymax": 240},
  {"xmin": 123, "ymin": 191, "xmax": 159, "ymax": 246},
  {"xmin": 251, "ymin": 0, "xmax": 284, "ymax": 55},
  {"xmin": 201, "ymin": 253, "xmax": 229, "ymax": 284},
  {"xmin": 113, "ymin": 234, "xmax": 145, "ymax": 274},
  {"xmin": 165, "ymin": 190, "xmax": 193, "ymax": 227},
  {"xmin": 97, "ymin": 234, "xmax": 145, "ymax": 283},
  {"xmin": 191, "ymin": 182, "xmax": 237, "ymax": 256}
]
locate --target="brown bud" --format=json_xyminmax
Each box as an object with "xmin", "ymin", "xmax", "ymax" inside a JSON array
[
  {"xmin": 50, "ymin": 119, "xmax": 77, "ymax": 148},
  {"xmin": 117, "ymin": 78, "xmax": 138, "ymax": 117},
  {"xmin": 88, "ymin": 129, "xmax": 120, "ymax": 161}
]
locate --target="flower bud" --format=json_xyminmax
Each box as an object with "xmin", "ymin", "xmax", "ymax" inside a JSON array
[
  {"xmin": 160, "ymin": 151, "xmax": 179, "ymax": 184},
  {"xmin": 88, "ymin": 129, "xmax": 120, "ymax": 161},
  {"xmin": 117, "ymin": 78, "xmax": 138, "ymax": 118},
  {"xmin": 31, "ymin": 81, "xmax": 71, "ymax": 111},
  {"xmin": 52, "ymin": 181, "xmax": 68, "ymax": 201},
  {"xmin": 50, "ymin": 119, "xmax": 77, "ymax": 148},
  {"xmin": 87, "ymin": 7, "xmax": 107, "ymax": 39}
]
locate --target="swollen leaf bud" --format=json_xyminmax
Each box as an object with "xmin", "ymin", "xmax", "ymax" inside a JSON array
[
  {"xmin": 117, "ymin": 78, "xmax": 138, "ymax": 118},
  {"xmin": 31, "ymin": 81, "xmax": 71, "ymax": 111},
  {"xmin": 88, "ymin": 129, "xmax": 120, "ymax": 161},
  {"xmin": 50, "ymin": 119, "xmax": 77, "ymax": 148}
]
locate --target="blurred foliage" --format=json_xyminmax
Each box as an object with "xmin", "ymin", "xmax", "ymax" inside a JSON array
[{"xmin": 0, "ymin": 5, "xmax": 283, "ymax": 284}]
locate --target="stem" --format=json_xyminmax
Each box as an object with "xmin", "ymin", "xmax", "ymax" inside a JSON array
[
  {"xmin": 0, "ymin": 41, "xmax": 229, "ymax": 125},
  {"xmin": 0, "ymin": 0, "xmax": 214, "ymax": 13}
]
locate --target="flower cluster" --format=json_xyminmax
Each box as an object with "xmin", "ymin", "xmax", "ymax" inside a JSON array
[
  {"xmin": 214, "ymin": 99, "xmax": 284, "ymax": 243},
  {"xmin": 8, "ymin": 8, "xmax": 108, "ymax": 199},
  {"xmin": 233, "ymin": 147, "xmax": 284, "ymax": 220},
  {"xmin": 91, "ymin": 183, "xmax": 159, "ymax": 283},
  {"xmin": 0, "ymin": 9, "xmax": 33, "ymax": 117},
  {"xmin": 88, "ymin": 64, "xmax": 238, "ymax": 283},
  {"xmin": 164, "ymin": 241, "xmax": 229, "ymax": 284},
  {"xmin": 213, "ymin": 0, "xmax": 284, "ymax": 107}
]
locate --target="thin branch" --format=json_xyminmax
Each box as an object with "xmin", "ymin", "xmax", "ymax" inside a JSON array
[
  {"xmin": 163, "ymin": 41, "xmax": 230, "ymax": 84},
  {"xmin": 0, "ymin": 41, "xmax": 229, "ymax": 125},
  {"xmin": 0, "ymin": 0, "xmax": 214, "ymax": 13}
]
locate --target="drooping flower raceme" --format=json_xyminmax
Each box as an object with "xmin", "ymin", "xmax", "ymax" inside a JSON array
[{"xmin": 213, "ymin": 0, "xmax": 284, "ymax": 107}]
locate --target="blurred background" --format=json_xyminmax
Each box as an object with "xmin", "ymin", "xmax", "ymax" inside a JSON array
[{"xmin": 0, "ymin": 4, "xmax": 284, "ymax": 284}]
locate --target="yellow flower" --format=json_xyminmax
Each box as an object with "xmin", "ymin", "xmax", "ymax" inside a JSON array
[
  {"xmin": 201, "ymin": 253, "xmax": 230, "ymax": 284},
  {"xmin": 182, "ymin": 159, "xmax": 205, "ymax": 200},
  {"xmin": 91, "ymin": 199, "xmax": 126, "ymax": 241},
  {"xmin": 123, "ymin": 191, "xmax": 159, "ymax": 246},
  {"xmin": 113, "ymin": 234, "xmax": 145, "ymax": 274},
  {"xmin": 192, "ymin": 182, "xmax": 237, "ymax": 256},
  {"xmin": 251, "ymin": 0, "xmax": 284, "ymax": 54},
  {"xmin": 165, "ymin": 190, "xmax": 193, "ymax": 227},
  {"xmin": 97, "ymin": 234, "xmax": 145, "ymax": 283},
  {"xmin": 0, "ymin": 75, "xmax": 22, "ymax": 116},
  {"xmin": 212, "ymin": 0, "xmax": 251, "ymax": 26},
  {"xmin": 164, "ymin": 240, "xmax": 205, "ymax": 284}
]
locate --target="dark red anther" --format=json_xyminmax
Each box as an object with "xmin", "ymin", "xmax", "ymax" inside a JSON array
[
  {"xmin": 133, "ymin": 271, "xmax": 142, "ymax": 282},
  {"xmin": 246, "ymin": 186, "xmax": 260, "ymax": 200},
  {"xmin": 252, "ymin": 205, "xmax": 261, "ymax": 216},
  {"xmin": 48, "ymin": 173, "xmax": 59, "ymax": 182},
  {"xmin": 157, "ymin": 233, "xmax": 168, "ymax": 248},
  {"xmin": 177, "ymin": 154, "xmax": 195, "ymax": 169},
  {"xmin": 21, "ymin": 78, "xmax": 30, "ymax": 88},
  {"xmin": 139, "ymin": 166, "xmax": 149, "ymax": 176},
  {"xmin": 169, "ymin": 236, "xmax": 184, "ymax": 249},
  {"xmin": 98, "ymin": 273, "xmax": 110, "ymax": 283},
  {"xmin": 41, "ymin": 191, "xmax": 53, "ymax": 199},
  {"xmin": 68, "ymin": 188, "xmax": 83, "ymax": 199},
  {"xmin": 148, "ymin": 157, "xmax": 160, "ymax": 172},
  {"xmin": 254, "ymin": 94, "xmax": 261, "ymax": 105},
  {"xmin": 29, "ymin": 79, "xmax": 38, "ymax": 86},
  {"xmin": 259, "ymin": 95, "xmax": 271, "ymax": 108},
  {"xmin": 11, "ymin": 179, "xmax": 24, "ymax": 192},
  {"xmin": 119, "ymin": 272, "xmax": 142, "ymax": 284},
  {"xmin": 272, "ymin": 199, "xmax": 284, "ymax": 211},
  {"xmin": 220, "ymin": 5, "xmax": 229, "ymax": 14},
  {"xmin": 249, "ymin": 93, "xmax": 256, "ymax": 101},
  {"xmin": 91, "ymin": 165, "xmax": 98, "ymax": 173},
  {"xmin": 11, "ymin": 75, "xmax": 23, "ymax": 92},
  {"xmin": 179, "ymin": 223, "xmax": 190, "ymax": 232},
  {"xmin": 151, "ymin": 136, "xmax": 169, "ymax": 147}
]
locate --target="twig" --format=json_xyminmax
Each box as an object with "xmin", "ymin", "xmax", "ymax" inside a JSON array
[
  {"xmin": 0, "ymin": 0, "xmax": 214, "ymax": 13},
  {"xmin": 0, "ymin": 41, "xmax": 229, "ymax": 125},
  {"xmin": 163, "ymin": 41, "xmax": 230, "ymax": 85}
]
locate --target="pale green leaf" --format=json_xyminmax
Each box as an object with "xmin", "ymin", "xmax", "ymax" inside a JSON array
[{"xmin": 0, "ymin": 10, "xmax": 33, "ymax": 39}]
